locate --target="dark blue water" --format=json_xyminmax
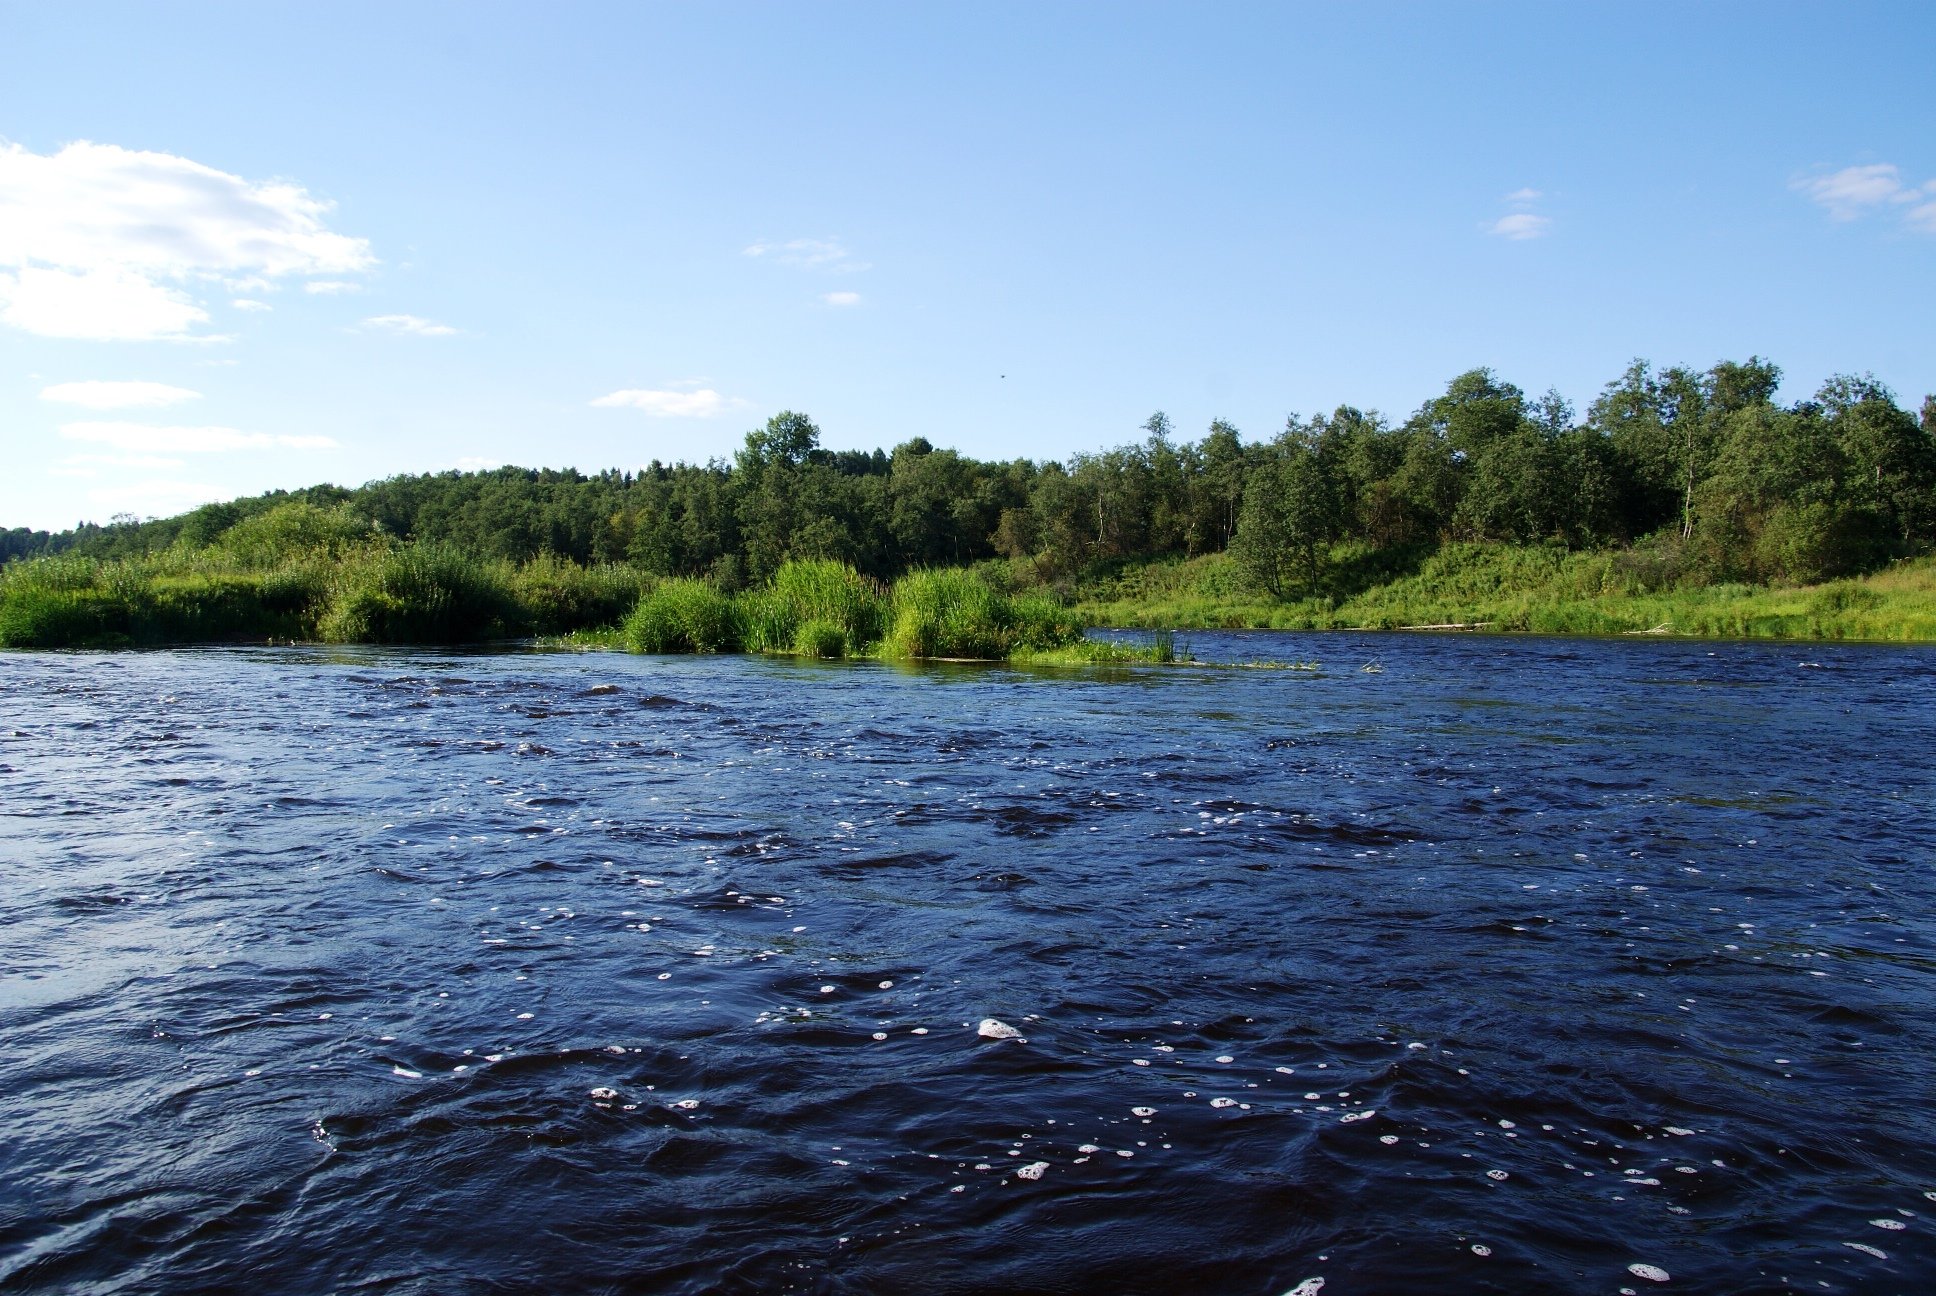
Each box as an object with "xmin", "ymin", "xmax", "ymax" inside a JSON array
[{"xmin": 3, "ymin": 633, "xmax": 1935, "ymax": 1294}]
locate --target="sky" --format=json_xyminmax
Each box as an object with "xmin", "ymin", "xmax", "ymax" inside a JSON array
[{"xmin": 1, "ymin": 1, "xmax": 1932, "ymax": 532}]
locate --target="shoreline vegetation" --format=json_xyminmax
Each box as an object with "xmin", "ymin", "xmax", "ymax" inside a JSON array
[{"xmin": 6, "ymin": 357, "xmax": 1935, "ymax": 652}]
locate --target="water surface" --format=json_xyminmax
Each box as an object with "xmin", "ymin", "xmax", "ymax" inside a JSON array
[{"xmin": 3, "ymin": 633, "xmax": 1934, "ymax": 1293}]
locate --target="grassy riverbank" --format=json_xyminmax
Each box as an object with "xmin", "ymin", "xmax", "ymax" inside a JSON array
[
  {"xmin": 1071, "ymin": 544, "xmax": 1936, "ymax": 641},
  {"xmin": 5, "ymin": 514, "xmax": 1934, "ymax": 652},
  {"xmin": 0, "ymin": 536, "xmax": 1142, "ymax": 662}
]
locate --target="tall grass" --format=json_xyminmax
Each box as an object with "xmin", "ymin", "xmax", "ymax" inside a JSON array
[
  {"xmin": 882, "ymin": 568, "xmax": 1083, "ymax": 659},
  {"xmin": 317, "ymin": 544, "xmax": 515, "ymax": 643},
  {"xmin": 739, "ymin": 559, "xmax": 888, "ymax": 656},
  {"xmin": 620, "ymin": 578, "xmax": 742, "ymax": 653}
]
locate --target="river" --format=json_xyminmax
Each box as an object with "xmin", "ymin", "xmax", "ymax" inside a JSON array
[{"xmin": 2, "ymin": 633, "xmax": 1933, "ymax": 1293}]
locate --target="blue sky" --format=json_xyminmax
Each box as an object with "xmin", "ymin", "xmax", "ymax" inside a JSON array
[{"xmin": 2, "ymin": 1, "xmax": 1931, "ymax": 532}]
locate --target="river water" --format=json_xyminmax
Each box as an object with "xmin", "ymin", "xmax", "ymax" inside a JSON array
[{"xmin": 2, "ymin": 633, "xmax": 1934, "ymax": 1294}]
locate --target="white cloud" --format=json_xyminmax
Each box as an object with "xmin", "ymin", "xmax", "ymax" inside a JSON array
[
  {"xmin": 362, "ymin": 313, "xmax": 456, "ymax": 336},
  {"xmin": 59, "ymin": 421, "xmax": 339, "ymax": 453},
  {"xmin": 822, "ymin": 290, "xmax": 861, "ymax": 307},
  {"xmin": 1796, "ymin": 163, "xmax": 1907, "ymax": 219},
  {"xmin": 0, "ymin": 140, "xmax": 373, "ymax": 340},
  {"xmin": 1795, "ymin": 162, "xmax": 1936, "ymax": 233},
  {"xmin": 590, "ymin": 387, "xmax": 749, "ymax": 417},
  {"xmin": 742, "ymin": 237, "xmax": 869, "ymax": 272},
  {"xmin": 40, "ymin": 380, "xmax": 202, "ymax": 409},
  {"xmin": 232, "ymin": 298, "xmax": 272, "ymax": 312},
  {"xmin": 1488, "ymin": 213, "xmax": 1552, "ymax": 240},
  {"xmin": 1503, "ymin": 187, "xmax": 1543, "ymax": 204},
  {"xmin": 0, "ymin": 264, "xmax": 210, "ymax": 339},
  {"xmin": 305, "ymin": 280, "xmax": 361, "ymax": 294}
]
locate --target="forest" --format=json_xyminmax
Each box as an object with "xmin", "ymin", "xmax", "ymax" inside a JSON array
[
  {"xmin": 11, "ymin": 357, "xmax": 1934, "ymax": 591},
  {"xmin": 4, "ymin": 357, "xmax": 1935, "ymax": 649}
]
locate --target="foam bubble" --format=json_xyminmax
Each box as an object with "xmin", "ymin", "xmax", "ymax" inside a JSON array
[
  {"xmin": 1016, "ymin": 1161, "xmax": 1050, "ymax": 1181},
  {"xmin": 1627, "ymin": 1263, "xmax": 1670, "ymax": 1282}
]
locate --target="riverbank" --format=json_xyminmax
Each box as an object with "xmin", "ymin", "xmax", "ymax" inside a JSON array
[
  {"xmin": 1070, "ymin": 545, "xmax": 1936, "ymax": 642},
  {"xmin": 6, "ymin": 535, "xmax": 1935, "ymax": 652}
]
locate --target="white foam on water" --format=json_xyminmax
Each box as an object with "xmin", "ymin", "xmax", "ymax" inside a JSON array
[
  {"xmin": 1210, "ymin": 1097, "xmax": 1237, "ymax": 1109},
  {"xmin": 1215, "ymin": 1055, "xmax": 1234, "ymax": 1064},
  {"xmin": 1471, "ymin": 1245, "xmax": 1491, "ymax": 1257},
  {"xmin": 1078, "ymin": 1144, "xmax": 1101, "ymax": 1154},
  {"xmin": 871, "ymin": 1032, "xmax": 887, "ymax": 1041},
  {"xmin": 672, "ymin": 1099, "xmax": 699, "ymax": 1110},
  {"xmin": 1282, "ymin": 1280, "xmax": 1324, "ymax": 1296},
  {"xmin": 878, "ymin": 980, "xmax": 894, "ymax": 989},
  {"xmin": 978, "ymin": 1018, "xmax": 1023, "ymax": 1040},
  {"xmin": 1115, "ymin": 1149, "xmax": 1134, "ymax": 1157},
  {"xmin": 589, "ymin": 1087, "xmax": 618, "ymax": 1100},
  {"xmin": 1871, "ymin": 1219, "xmax": 1907, "ymax": 1230},
  {"xmin": 1275, "ymin": 1066, "xmax": 1295, "ymax": 1074},
  {"xmin": 1132, "ymin": 1106, "xmax": 1156, "ymax": 1116},
  {"xmin": 1627, "ymin": 1263, "xmax": 1670, "ymax": 1282},
  {"xmin": 820, "ymin": 985, "xmax": 836, "ymax": 994},
  {"xmin": 1486, "ymin": 1170, "xmax": 1508, "ymax": 1181},
  {"xmin": 1844, "ymin": 1242, "xmax": 1887, "ymax": 1259},
  {"xmin": 392, "ymin": 1066, "xmax": 422, "ymax": 1079},
  {"xmin": 1379, "ymin": 1135, "xmax": 1399, "ymax": 1145},
  {"xmin": 1016, "ymin": 1162, "xmax": 1050, "ymax": 1181}
]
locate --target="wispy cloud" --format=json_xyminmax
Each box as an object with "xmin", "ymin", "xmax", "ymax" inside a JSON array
[
  {"xmin": 821, "ymin": 290, "xmax": 861, "ymax": 307},
  {"xmin": 59, "ymin": 421, "xmax": 339, "ymax": 453},
  {"xmin": 1503, "ymin": 187, "xmax": 1543, "ymax": 204},
  {"xmin": 0, "ymin": 140, "xmax": 373, "ymax": 340},
  {"xmin": 361, "ymin": 313, "xmax": 456, "ymax": 336},
  {"xmin": 40, "ymin": 380, "xmax": 202, "ymax": 409},
  {"xmin": 304, "ymin": 280, "xmax": 361, "ymax": 294},
  {"xmin": 590, "ymin": 387, "xmax": 750, "ymax": 417},
  {"xmin": 1488, "ymin": 212, "xmax": 1552, "ymax": 241},
  {"xmin": 232, "ymin": 298, "xmax": 272, "ymax": 312},
  {"xmin": 742, "ymin": 237, "xmax": 870, "ymax": 273},
  {"xmin": 1795, "ymin": 162, "xmax": 1936, "ymax": 232}
]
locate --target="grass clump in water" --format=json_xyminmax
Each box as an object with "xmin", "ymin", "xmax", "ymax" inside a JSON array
[
  {"xmin": 621, "ymin": 578, "xmax": 741, "ymax": 653},
  {"xmin": 740, "ymin": 560, "xmax": 887, "ymax": 656},
  {"xmin": 319, "ymin": 543, "xmax": 515, "ymax": 644},
  {"xmin": 883, "ymin": 569, "xmax": 1084, "ymax": 659}
]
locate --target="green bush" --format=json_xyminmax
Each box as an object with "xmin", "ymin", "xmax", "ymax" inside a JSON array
[{"xmin": 621, "ymin": 578, "xmax": 741, "ymax": 653}]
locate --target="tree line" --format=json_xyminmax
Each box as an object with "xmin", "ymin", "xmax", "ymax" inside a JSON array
[{"xmin": 11, "ymin": 357, "xmax": 1934, "ymax": 592}]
